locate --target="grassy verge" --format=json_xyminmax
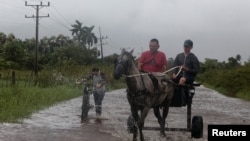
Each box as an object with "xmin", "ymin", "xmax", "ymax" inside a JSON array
[
  {"xmin": 0, "ymin": 82, "xmax": 126, "ymax": 123},
  {"xmin": 0, "ymin": 65, "xmax": 127, "ymax": 123},
  {"xmin": 198, "ymin": 82, "xmax": 250, "ymax": 101},
  {"xmin": 196, "ymin": 65, "xmax": 250, "ymax": 101},
  {"xmin": 0, "ymin": 85, "xmax": 82, "ymax": 123}
]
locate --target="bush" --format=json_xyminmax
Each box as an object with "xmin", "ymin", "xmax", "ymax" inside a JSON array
[{"xmin": 197, "ymin": 65, "xmax": 250, "ymax": 100}]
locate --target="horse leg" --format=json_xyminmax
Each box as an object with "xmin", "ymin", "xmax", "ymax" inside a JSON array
[
  {"xmin": 131, "ymin": 108, "xmax": 139, "ymax": 141},
  {"xmin": 153, "ymin": 106, "xmax": 166, "ymax": 137},
  {"xmin": 138, "ymin": 107, "xmax": 150, "ymax": 141},
  {"xmin": 160, "ymin": 105, "xmax": 170, "ymax": 137},
  {"xmin": 153, "ymin": 107, "xmax": 162, "ymax": 125}
]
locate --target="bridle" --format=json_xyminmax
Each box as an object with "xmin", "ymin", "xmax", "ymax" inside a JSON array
[{"xmin": 115, "ymin": 52, "xmax": 133, "ymax": 76}]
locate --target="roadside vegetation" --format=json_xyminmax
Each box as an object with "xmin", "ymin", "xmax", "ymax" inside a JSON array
[
  {"xmin": 196, "ymin": 56, "xmax": 250, "ymax": 101},
  {"xmin": 0, "ymin": 85, "xmax": 81, "ymax": 123},
  {"xmin": 0, "ymin": 20, "xmax": 126, "ymax": 123},
  {"xmin": 0, "ymin": 65, "xmax": 126, "ymax": 123}
]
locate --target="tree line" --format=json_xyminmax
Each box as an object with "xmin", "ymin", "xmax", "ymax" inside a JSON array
[
  {"xmin": 1, "ymin": 19, "xmax": 250, "ymax": 100},
  {"xmin": 196, "ymin": 55, "xmax": 250, "ymax": 100},
  {"xmin": 0, "ymin": 20, "xmax": 117, "ymax": 71}
]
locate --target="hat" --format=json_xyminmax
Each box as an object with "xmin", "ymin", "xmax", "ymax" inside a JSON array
[{"xmin": 184, "ymin": 39, "xmax": 193, "ymax": 47}]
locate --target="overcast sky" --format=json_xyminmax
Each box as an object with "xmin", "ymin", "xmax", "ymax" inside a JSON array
[{"xmin": 1, "ymin": 0, "xmax": 250, "ymax": 63}]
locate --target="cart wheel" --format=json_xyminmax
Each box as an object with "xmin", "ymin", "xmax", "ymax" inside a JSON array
[{"xmin": 191, "ymin": 115, "xmax": 203, "ymax": 138}]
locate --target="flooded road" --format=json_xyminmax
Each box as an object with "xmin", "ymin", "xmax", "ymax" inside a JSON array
[{"xmin": 0, "ymin": 85, "xmax": 250, "ymax": 141}]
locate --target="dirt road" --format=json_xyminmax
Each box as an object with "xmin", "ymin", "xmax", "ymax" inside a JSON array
[{"xmin": 0, "ymin": 85, "xmax": 249, "ymax": 141}]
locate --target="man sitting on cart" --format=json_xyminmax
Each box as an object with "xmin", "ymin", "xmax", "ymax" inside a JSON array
[{"xmin": 172, "ymin": 39, "xmax": 200, "ymax": 85}]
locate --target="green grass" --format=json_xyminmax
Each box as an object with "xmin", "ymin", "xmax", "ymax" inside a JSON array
[
  {"xmin": 236, "ymin": 90, "xmax": 250, "ymax": 101},
  {"xmin": 0, "ymin": 64, "xmax": 127, "ymax": 123},
  {"xmin": 196, "ymin": 64, "xmax": 250, "ymax": 101},
  {"xmin": 0, "ymin": 85, "xmax": 82, "ymax": 123}
]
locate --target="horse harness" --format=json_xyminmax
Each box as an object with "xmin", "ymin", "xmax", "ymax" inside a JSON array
[
  {"xmin": 129, "ymin": 71, "xmax": 162, "ymax": 110},
  {"xmin": 116, "ymin": 53, "xmax": 164, "ymax": 109}
]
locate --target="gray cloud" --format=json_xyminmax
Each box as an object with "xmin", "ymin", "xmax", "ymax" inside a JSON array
[{"xmin": 1, "ymin": 0, "xmax": 250, "ymax": 62}]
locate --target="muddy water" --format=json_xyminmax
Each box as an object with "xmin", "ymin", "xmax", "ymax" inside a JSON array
[{"xmin": 0, "ymin": 85, "xmax": 250, "ymax": 141}]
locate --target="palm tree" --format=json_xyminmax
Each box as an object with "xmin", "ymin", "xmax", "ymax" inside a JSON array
[
  {"xmin": 85, "ymin": 26, "xmax": 98, "ymax": 49},
  {"xmin": 70, "ymin": 20, "xmax": 86, "ymax": 46},
  {"xmin": 70, "ymin": 20, "xmax": 98, "ymax": 49}
]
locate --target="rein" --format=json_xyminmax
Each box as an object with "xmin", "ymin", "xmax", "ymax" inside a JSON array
[{"xmin": 124, "ymin": 66, "xmax": 182, "ymax": 78}]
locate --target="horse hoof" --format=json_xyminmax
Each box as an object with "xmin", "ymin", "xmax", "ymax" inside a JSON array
[
  {"xmin": 160, "ymin": 132, "xmax": 166, "ymax": 137},
  {"xmin": 81, "ymin": 118, "xmax": 88, "ymax": 123}
]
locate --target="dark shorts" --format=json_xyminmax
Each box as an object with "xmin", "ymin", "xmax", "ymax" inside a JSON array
[{"xmin": 174, "ymin": 76, "xmax": 194, "ymax": 85}]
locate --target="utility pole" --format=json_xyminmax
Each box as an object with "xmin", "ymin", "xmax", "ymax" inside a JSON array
[
  {"xmin": 98, "ymin": 27, "xmax": 108, "ymax": 62},
  {"xmin": 25, "ymin": 1, "xmax": 49, "ymax": 79}
]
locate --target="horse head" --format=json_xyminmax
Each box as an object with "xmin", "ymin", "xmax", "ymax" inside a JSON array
[{"xmin": 113, "ymin": 48, "xmax": 134, "ymax": 80}]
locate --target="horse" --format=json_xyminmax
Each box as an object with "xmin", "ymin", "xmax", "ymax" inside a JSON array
[{"xmin": 113, "ymin": 48, "xmax": 174, "ymax": 141}]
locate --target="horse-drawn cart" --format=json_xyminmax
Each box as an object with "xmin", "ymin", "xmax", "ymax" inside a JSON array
[
  {"xmin": 114, "ymin": 48, "xmax": 203, "ymax": 141},
  {"xmin": 142, "ymin": 83, "xmax": 203, "ymax": 138}
]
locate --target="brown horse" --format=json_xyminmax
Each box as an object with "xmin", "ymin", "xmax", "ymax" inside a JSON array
[{"xmin": 113, "ymin": 49, "xmax": 174, "ymax": 141}]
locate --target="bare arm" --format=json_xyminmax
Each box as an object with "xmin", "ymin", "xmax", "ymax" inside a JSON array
[{"xmin": 162, "ymin": 65, "xmax": 167, "ymax": 72}]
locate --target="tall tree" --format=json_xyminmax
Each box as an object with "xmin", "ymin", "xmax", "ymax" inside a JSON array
[
  {"xmin": 6, "ymin": 33, "xmax": 15, "ymax": 42},
  {"xmin": 3, "ymin": 40, "xmax": 25, "ymax": 68},
  {"xmin": 70, "ymin": 20, "xmax": 86, "ymax": 46},
  {"xmin": 70, "ymin": 20, "xmax": 98, "ymax": 49},
  {"xmin": 23, "ymin": 38, "xmax": 36, "ymax": 53},
  {"xmin": 40, "ymin": 36, "xmax": 50, "ymax": 55},
  {"xmin": 228, "ymin": 56, "xmax": 240, "ymax": 68},
  {"xmin": 236, "ymin": 54, "xmax": 241, "ymax": 64},
  {"xmin": 85, "ymin": 26, "xmax": 98, "ymax": 49},
  {"xmin": 56, "ymin": 34, "xmax": 71, "ymax": 47}
]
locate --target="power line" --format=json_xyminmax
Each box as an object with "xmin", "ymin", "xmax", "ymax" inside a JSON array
[
  {"xmin": 41, "ymin": 4, "xmax": 72, "ymax": 33},
  {"xmin": 0, "ymin": 0, "xmax": 71, "ymax": 36},
  {"xmin": 98, "ymin": 27, "xmax": 108, "ymax": 62},
  {"xmin": 25, "ymin": 0, "xmax": 50, "ymax": 79},
  {"xmin": 44, "ymin": 7, "xmax": 70, "ymax": 30},
  {"xmin": 51, "ymin": 5, "xmax": 72, "ymax": 26}
]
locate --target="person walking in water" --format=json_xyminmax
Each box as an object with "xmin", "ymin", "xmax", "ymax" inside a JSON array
[{"xmin": 92, "ymin": 67, "xmax": 106, "ymax": 119}]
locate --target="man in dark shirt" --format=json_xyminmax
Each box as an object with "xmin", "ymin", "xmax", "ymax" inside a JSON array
[{"xmin": 172, "ymin": 39, "xmax": 200, "ymax": 85}]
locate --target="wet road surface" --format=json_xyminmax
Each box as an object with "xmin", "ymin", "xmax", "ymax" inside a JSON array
[{"xmin": 0, "ymin": 85, "xmax": 250, "ymax": 141}]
